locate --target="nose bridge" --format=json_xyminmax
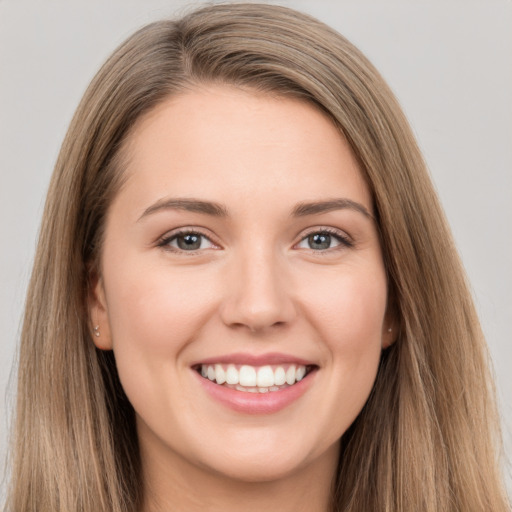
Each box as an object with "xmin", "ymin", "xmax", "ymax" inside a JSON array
[{"xmin": 220, "ymin": 241, "xmax": 295, "ymax": 331}]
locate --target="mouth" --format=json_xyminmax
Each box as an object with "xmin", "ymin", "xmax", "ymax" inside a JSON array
[{"xmin": 193, "ymin": 363, "xmax": 317, "ymax": 394}]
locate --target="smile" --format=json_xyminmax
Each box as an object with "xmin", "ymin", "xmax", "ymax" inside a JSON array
[
  {"xmin": 192, "ymin": 353, "xmax": 318, "ymax": 414},
  {"xmin": 197, "ymin": 363, "xmax": 313, "ymax": 393}
]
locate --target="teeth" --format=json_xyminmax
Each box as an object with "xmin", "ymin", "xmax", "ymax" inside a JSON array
[
  {"xmin": 285, "ymin": 365, "xmax": 296, "ymax": 385},
  {"xmin": 239, "ymin": 365, "xmax": 257, "ymax": 387},
  {"xmin": 199, "ymin": 363, "xmax": 310, "ymax": 392},
  {"xmin": 215, "ymin": 364, "xmax": 226, "ymax": 385},
  {"xmin": 256, "ymin": 365, "xmax": 274, "ymax": 387},
  {"xmin": 274, "ymin": 366, "xmax": 286, "ymax": 386},
  {"xmin": 226, "ymin": 364, "xmax": 239, "ymax": 385}
]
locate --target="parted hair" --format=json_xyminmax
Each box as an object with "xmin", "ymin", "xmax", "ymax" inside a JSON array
[{"xmin": 5, "ymin": 3, "xmax": 509, "ymax": 511}]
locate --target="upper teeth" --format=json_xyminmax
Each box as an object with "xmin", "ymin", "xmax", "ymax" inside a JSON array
[{"xmin": 200, "ymin": 364, "xmax": 307, "ymax": 388}]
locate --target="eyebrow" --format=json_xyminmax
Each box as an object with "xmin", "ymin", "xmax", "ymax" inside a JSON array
[
  {"xmin": 138, "ymin": 198, "xmax": 228, "ymax": 221},
  {"xmin": 138, "ymin": 196, "xmax": 372, "ymax": 221},
  {"xmin": 291, "ymin": 198, "xmax": 373, "ymax": 219}
]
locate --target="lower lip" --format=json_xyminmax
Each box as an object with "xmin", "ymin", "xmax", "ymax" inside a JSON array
[{"xmin": 194, "ymin": 370, "xmax": 316, "ymax": 414}]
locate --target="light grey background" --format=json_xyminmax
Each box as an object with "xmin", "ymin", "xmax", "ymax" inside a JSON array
[{"xmin": 1, "ymin": 0, "xmax": 511, "ymax": 497}]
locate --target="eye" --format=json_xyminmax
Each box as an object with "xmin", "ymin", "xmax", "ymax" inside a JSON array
[
  {"xmin": 159, "ymin": 230, "xmax": 217, "ymax": 252},
  {"xmin": 296, "ymin": 230, "xmax": 352, "ymax": 251}
]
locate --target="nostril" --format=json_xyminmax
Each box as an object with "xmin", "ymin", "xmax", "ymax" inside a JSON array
[{"xmin": 218, "ymin": 272, "xmax": 297, "ymax": 332}]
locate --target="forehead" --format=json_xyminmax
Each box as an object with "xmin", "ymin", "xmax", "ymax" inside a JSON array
[{"xmin": 115, "ymin": 85, "xmax": 372, "ymax": 216}]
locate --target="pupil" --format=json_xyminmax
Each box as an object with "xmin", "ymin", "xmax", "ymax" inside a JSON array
[
  {"xmin": 178, "ymin": 234, "xmax": 201, "ymax": 250},
  {"xmin": 309, "ymin": 233, "xmax": 331, "ymax": 250}
]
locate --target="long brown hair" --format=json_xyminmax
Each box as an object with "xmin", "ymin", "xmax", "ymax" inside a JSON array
[{"xmin": 5, "ymin": 3, "xmax": 509, "ymax": 511}]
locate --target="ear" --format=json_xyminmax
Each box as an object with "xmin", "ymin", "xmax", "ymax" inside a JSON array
[
  {"xmin": 381, "ymin": 318, "xmax": 397, "ymax": 349},
  {"xmin": 381, "ymin": 294, "xmax": 399, "ymax": 349},
  {"xmin": 88, "ymin": 271, "xmax": 113, "ymax": 350}
]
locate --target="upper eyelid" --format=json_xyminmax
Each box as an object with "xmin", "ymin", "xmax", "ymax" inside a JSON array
[
  {"xmin": 157, "ymin": 227, "xmax": 220, "ymax": 248},
  {"xmin": 159, "ymin": 226, "xmax": 215, "ymax": 239},
  {"xmin": 296, "ymin": 225, "xmax": 352, "ymax": 241}
]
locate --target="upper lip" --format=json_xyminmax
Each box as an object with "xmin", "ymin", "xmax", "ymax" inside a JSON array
[{"xmin": 190, "ymin": 352, "xmax": 317, "ymax": 367}]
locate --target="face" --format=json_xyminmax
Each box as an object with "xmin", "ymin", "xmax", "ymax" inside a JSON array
[{"xmin": 91, "ymin": 85, "xmax": 393, "ymax": 484}]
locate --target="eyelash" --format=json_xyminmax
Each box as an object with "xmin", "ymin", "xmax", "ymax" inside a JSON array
[
  {"xmin": 157, "ymin": 228, "xmax": 217, "ymax": 253},
  {"xmin": 295, "ymin": 227, "xmax": 353, "ymax": 252},
  {"xmin": 156, "ymin": 227, "xmax": 353, "ymax": 254}
]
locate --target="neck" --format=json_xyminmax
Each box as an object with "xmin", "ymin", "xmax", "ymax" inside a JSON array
[{"xmin": 139, "ymin": 433, "xmax": 339, "ymax": 512}]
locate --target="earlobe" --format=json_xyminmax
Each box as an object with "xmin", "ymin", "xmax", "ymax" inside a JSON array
[
  {"xmin": 382, "ymin": 324, "xmax": 397, "ymax": 349},
  {"xmin": 88, "ymin": 273, "xmax": 113, "ymax": 350},
  {"xmin": 382, "ymin": 291, "xmax": 399, "ymax": 349}
]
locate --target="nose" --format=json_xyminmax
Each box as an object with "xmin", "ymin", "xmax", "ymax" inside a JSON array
[{"xmin": 219, "ymin": 247, "xmax": 297, "ymax": 333}]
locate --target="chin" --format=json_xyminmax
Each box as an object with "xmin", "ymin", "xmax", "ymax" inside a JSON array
[
  {"xmin": 198, "ymin": 452, "xmax": 314, "ymax": 484},
  {"xmin": 189, "ymin": 431, "xmax": 340, "ymax": 485}
]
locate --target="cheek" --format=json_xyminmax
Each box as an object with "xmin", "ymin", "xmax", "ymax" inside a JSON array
[
  {"xmin": 102, "ymin": 256, "xmax": 221, "ymax": 392},
  {"xmin": 319, "ymin": 272, "xmax": 387, "ymax": 413},
  {"xmin": 289, "ymin": 263, "xmax": 387, "ymax": 442},
  {"xmin": 102, "ymin": 258, "xmax": 222, "ymax": 422},
  {"xmin": 302, "ymin": 264, "xmax": 386, "ymax": 394},
  {"xmin": 300, "ymin": 264, "xmax": 388, "ymax": 348}
]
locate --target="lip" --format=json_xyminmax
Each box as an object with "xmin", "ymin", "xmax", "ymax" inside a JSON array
[
  {"xmin": 190, "ymin": 352, "xmax": 316, "ymax": 367},
  {"xmin": 193, "ymin": 363, "xmax": 317, "ymax": 415}
]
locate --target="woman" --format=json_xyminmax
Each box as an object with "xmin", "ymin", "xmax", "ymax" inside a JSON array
[{"xmin": 5, "ymin": 3, "xmax": 509, "ymax": 511}]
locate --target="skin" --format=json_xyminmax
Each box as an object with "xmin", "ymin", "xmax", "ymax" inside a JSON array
[{"xmin": 90, "ymin": 85, "xmax": 394, "ymax": 512}]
